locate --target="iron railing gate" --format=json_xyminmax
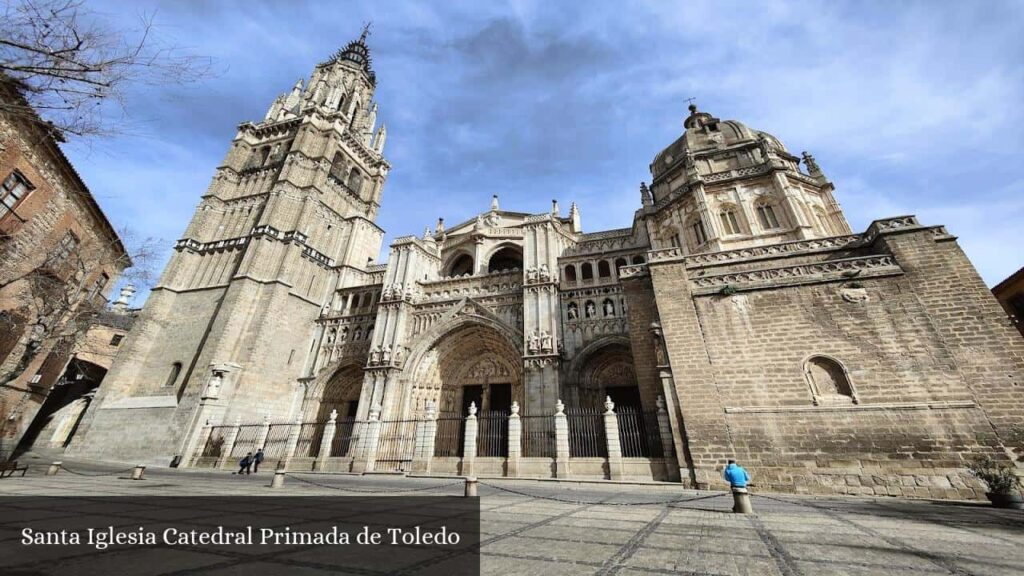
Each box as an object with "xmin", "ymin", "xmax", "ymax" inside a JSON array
[{"xmin": 374, "ymin": 419, "xmax": 417, "ymax": 471}]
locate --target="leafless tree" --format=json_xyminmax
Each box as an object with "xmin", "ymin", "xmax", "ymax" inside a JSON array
[{"xmin": 0, "ymin": 0, "xmax": 212, "ymax": 138}]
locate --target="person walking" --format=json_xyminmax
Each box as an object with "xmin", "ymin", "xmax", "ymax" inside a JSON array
[
  {"xmin": 237, "ymin": 452, "xmax": 253, "ymax": 475},
  {"xmin": 253, "ymin": 448, "xmax": 265, "ymax": 473},
  {"xmin": 724, "ymin": 459, "xmax": 753, "ymax": 513}
]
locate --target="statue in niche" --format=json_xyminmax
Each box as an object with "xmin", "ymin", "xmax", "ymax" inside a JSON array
[
  {"xmin": 370, "ymin": 346, "xmax": 381, "ymax": 365},
  {"xmin": 205, "ymin": 371, "xmax": 224, "ymax": 398},
  {"xmin": 585, "ymin": 301, "xmax": 596, "ymax": 319},
  {"xmin": 393, "ymin": 346, "xmax": 403, "ymax": 364},
  {"xmin": 538, "ymin": 263, "xmax": 550, "ymax": 282},
  {"xmin": 381, "ymin": 344, "xmax": 391, "ymax": 364},
  {"xmin": 528, "ymin": 331, "xmax": 540, "ymax": 354},
  {"xmin": 654, "ymin": 340, "xmax": 666, "ymax": 365},
  {"xmin": 526, "ymin": 267, "xmax": 538, "ymax": 282},
  {"xmin": 604, "ymin": 300, "xmax": 615, "ymax": 317},
  {"xmin": 484, "ymin": 212, "xmax": 501, "ymax": 227},
  {"xmin": 320, "ymin": 304, "xmax": 330, "ymax": 317},
  {"xmin": 567, "ymin": 303, "xmax": 579, "ymax": 320},
  {"xmin": 540, "ymin": 331, "xmax": 553, "ymax": 353}
]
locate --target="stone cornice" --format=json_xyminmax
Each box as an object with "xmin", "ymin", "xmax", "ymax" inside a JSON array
[
  {"xmin": 690, "ymin": 254, "xmax": 902, "ymax": 295},
  {"xmin": 724, "ymin": 400, "xmax": 976, "ymax": 414}
]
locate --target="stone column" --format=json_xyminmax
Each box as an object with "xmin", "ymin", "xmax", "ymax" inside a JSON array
[
  {"xmin": 282, "ymin": 417, "xmax": 302, "ymax": 468},
  {"xmin": 216, "ymin": 417, "xmax": 242, "ymax": 469},
  {"xmin": 354, "ymin": 405, "xmax": 383, "ymax": 473},
  {"xmin": 254, "ymin": 414, "xmax": 271, "ymax": 453},
  {"xmin": 603, "ymin": 396, "xmax": 623, "ymax": 480},
  {"xmin": 186, "ymin": 420, "xmax": 212, "ymax": 467},
  {"xmin": 656, "ymin": 395, "xmax": 680, "ymax": 482},
  {"xmin": 411, "ymin": 401, "xmax": 438, "ymax": 474},
  {"xmin": 554, "ymin": 399, "xmax": 569, "ymax": 478},
  {"xmin": 462, "ymin": 402, "xmax": 478, "ymax": 477},
  {"xmin": 315, "ymin": 409, "xmax": 338, "ymax": 471},
  {"xmin": 507, "ymin": 401, "xmax": 521, "ymax": 478}
]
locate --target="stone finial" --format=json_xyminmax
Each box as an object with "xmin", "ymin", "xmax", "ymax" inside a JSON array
[
  {"xmin": 423, "ymin": 226, "xmax": 432, "ymax": 240},
  {"xmin": 328, "ymin": 409, "xmax": 338, "ymax": 423},
  {"xmin": 490, "ymin": 194, "xmax": 499, "ymax": 211},
  {"xmin": 551, "ymin": 199, "xmax": 559, "ymax": 215},
  {"xmin": 640, "ymin": 182, "xmax": 652, "ymax": 206},
  {"xmin": 656, "ymin": 395, "xmax": 666, "ymax": 412},
  {"xmin": 112, "ymin": 284, "xmax": 135, "ymax": 313},
  {"xmin": 436, "ymin": 217, "xmax": 445, "ymax": 233},
  {"xmin": 510, "ymin": 401, "xmax": 520, "ymax": 416},
  {"xmin": 604, "ymin": 396, "xmax": 615, "ymax": 414},
  {"xmin": 555, "ymin": 399, "xmax": 565, "ymax": 415},
  {"xmin": 802, "ymin": 151, "xmax": 821, "ymax": 175},
  {"xmin": 467, "ymin": 401, "xmax": 477, "ymax": 417}
]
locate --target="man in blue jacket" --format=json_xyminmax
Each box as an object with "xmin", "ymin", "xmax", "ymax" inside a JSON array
[{"xmin": 723, "ymin": 459, "xmax": 750, "ymax": 488}]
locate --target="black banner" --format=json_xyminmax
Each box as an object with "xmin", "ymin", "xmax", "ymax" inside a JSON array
[{"xmin": 0, "ymin": 496, "xmax": 480, "ymax": 575}]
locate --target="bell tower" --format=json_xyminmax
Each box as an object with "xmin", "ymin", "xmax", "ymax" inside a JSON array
[{"xmin": 68, "ymin": 29, "xmax": 391, "ymax": 464}]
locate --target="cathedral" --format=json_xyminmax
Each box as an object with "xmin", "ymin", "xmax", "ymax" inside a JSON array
[{"xmin": 69, "ymin": 31, "xmax": 1024, "ymax": 498}]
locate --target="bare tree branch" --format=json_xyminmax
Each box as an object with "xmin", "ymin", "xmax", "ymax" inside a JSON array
[{"xmin": 0, "ymin": 0, "xmax": 213, "ymax": 138}]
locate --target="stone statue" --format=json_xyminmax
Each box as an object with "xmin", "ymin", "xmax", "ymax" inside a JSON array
[
  {"xmin": 586, "ymin": 301, "xmax": 596, "ymax": 318},
  {"xmin": 654, "ymin": 340, "xmax": 666, "ymax": 365},
  {"xmin": 528, "ymin": 331, "xmax": 541, "ymax": 354},
  {"xmin": 320, "ymin": 304, "xmax": 330, "ymax": 317},
  {"xmin": 604, "ymin": 300, "xmax": 615, "ymax": 317},
  {"xmin": 205, "ymin": 371, "xmax": 223, "ymax": 398},
  {"xmin": 567, "ymin": 303, "xmax": 579, "ymax": 320},
  {"xmin": 381, "ymin": 344, "xmax": 392, "ymax": 363},
  {"xmin": 526, "ymin": 267, "xmax": 538, "ymax": 282},
  {"xmin": 370, "ymin": 346, "xmax": 381, "ymax": 365},
  {"xmin": 538, "ymin": 263, "xmax": 550, "ymax": 281},
  {"xmin": 540, "ymin": 331, "xmax": 553, "ymax": 353}
]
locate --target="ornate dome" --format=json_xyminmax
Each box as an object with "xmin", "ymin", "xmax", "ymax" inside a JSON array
[{"xmin": 650, "ymin": 104, "xmax": 787, "ymax": 180}]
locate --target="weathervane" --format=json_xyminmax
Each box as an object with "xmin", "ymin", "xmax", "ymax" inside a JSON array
[{"xmin": 685, "ymin": 96, "xmax": 697, "ymax": 111}]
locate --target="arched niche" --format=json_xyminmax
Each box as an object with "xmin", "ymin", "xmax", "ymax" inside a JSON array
[
  {"xmin": 803, "ymin": 355, "xmax": 857, "ymax": 405},
  {"xmin": 487, "ymin": 245, "xmax": 523, "ymax": 273},
  {"xmin": 447, "ymin": 253, "xmax": 474, "ymax": 277}
]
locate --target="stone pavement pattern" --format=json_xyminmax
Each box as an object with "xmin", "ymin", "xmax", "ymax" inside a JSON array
[{"xmin": 0, "ymin": 459, "xmax": 1022, "ymax": 576}]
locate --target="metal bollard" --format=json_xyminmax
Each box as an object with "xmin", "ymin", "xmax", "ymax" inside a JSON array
[
  {"xmin": 464, "ymin": 477, "xmax": 478, "ymax": 497},
  {"xmin": 46, "ymin": 461, "xmax": 62, "ymax": 476},
  {"xmin": 131, "ymin": 465, "xmax": 146, "ymax": 480},
  {"xmin": 732, "ymin": 487, "xmax": 753, "ymax": 514},
  {"xmin": 271, "ymin": 470, "xmax": 286, "ymax": 489}
]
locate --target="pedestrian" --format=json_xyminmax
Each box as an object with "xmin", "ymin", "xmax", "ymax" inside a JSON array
[
  {"xmin": 723, "ymin": 459, "xmax": 750, "ymax": 488},
  {"xmin": 724, "ymin": 459, "xmax": 752, "ymax": 513},
  {"xmin": 238, "ymin": 452, "xmax": 253, "ymax": 475},
  {"xmin": 253, "ymin": 448, "xmax": 265, "ymax": 473}
]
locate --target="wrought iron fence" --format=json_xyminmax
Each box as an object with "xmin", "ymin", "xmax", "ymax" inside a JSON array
[
  {"xmin": 375, "ymin": 419, "xmax": 417, "ymax": 471},
  {"xmin": 229, "ymin": 425, "xmax": 263, "ymax": 459},
  {"xmin": 295, "ymin": 422, "xmax": 325, "ymax": 459},
  {"xmin": 520, "ymin": 414, "xmax": 555, "ymax": 457},
  {"xmin": 434, "ymin": 413, "xmax": 464, "ymax": 457},
  {"xmin": 262, "ymin": 424, "xmax": 291, "ymax": 461},
  {"xmin": 330, "ymin": 418, "xmax": 357, "ymax": 457},
  {"xmin": 477, "ymin": 410, "xmax": 508, "ymax": 457},
  {"xmin": 617, "ymin": 408, "xmax": 663, "ymax": 458},
  {"xmin": 566, "ymin": 409, "xmax": 607, "ymax": 458}
]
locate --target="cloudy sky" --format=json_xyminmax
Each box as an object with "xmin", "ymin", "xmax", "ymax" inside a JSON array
[{"xmin": 64, "ymin": 0, "xmax": 1024, "ymax": 302}]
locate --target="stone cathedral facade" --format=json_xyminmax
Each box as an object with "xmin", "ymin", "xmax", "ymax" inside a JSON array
[{"xmin": 70, "ymin": 33, "xmax": 1024, "ymax": 498}]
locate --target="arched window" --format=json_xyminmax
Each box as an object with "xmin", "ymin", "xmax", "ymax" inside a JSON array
[
  {"xmin": 598, "ymin": 261, "xmax": 611, "ymax": 278},
  {"xmin": 351, "ymin": 293, "xmax": 361, "ymax": 310},
  {"xmin": 487, "ymin": 246, "xmax": 523, "ymax": 273},
  {"xmin": 258, "ymin": 146, "xmax": 271, "ymax": 165},
  {"xmin": 449, "ymin": 254, "xmax": 474, "ymax": 276},
  {"xmin": 347, "ymin": 167, "xmax": 363, "ymax": 194},
  {"xmin": 719, "ymin": 208, "xmax": 741, "ymax": 235},
  {"xmin": 615, "ymin": 257, "xmax": 627, "ymax": 271},
  {"xmin": 164, "ymin": 362, "xmax": 182, "ymax": 388},
  {"xmin": 564, "ymin": 265, "xmax": 577, "ymax": 284},
  {"xmin": 365, "ymin": 325, "xmax": 374, "ymax": 341},
  {"xmin": 581, "ymin": 262, "xmax": 594, "ymax": 282},
  {"xmin": 688, "ymin": 217, "xmax": 708, "ymax": 247},
  {"xmin": 631, "ymin": 255, "xmax": 645, "ymax": 265},
  {"xmin": 329, "ymin": 152, "xmax": 346, "ymax": 181},
  {"xmin": 804, "ymin": 356, "xmax": 857, "ymax": 404},
  {"xmin": 756, "ymin": 201, "xmax": 782, "ymax": 230}
]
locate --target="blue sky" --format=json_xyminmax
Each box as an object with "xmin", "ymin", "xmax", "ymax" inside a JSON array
[{"xmin": 63, "ymin": 0, "xmax": 1024, "ymax": 303}]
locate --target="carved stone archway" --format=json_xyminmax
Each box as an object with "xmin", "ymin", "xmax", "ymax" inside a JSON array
[
  {"xmin": 309, "ymin": 363, "xmax": 364, "ymax": 422},
  {"xmin": 569, "ymin": 339, "xmax": 640, "ymax": 411}
]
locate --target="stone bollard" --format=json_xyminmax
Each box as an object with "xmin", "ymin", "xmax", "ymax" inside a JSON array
[
  {"xmin": 271, "ymin": 469, "xmax": 286, "ymax": 489},
  {"xmin": 464, "ymin": 477, "xmax": 478, "ymax": 497},
  {"xmin": 732, "ymin": 487, "xmax": 753, "ymax": 514},
  {"xmin": 131, "ymin": 465, "xmax": 146, "ymax": 480},
  {"xmin": 46, "ymin": 461, "xmax": 62, "ymax": 476}
]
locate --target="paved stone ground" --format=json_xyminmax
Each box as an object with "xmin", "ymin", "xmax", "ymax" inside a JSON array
[{"xmin": 0, "ymin": 455, "xmax": 1022, "ymax": 575}]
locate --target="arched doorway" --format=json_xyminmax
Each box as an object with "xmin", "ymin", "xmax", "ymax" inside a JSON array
[
  {"xmin": 13, "ymin": 358, "xmax": 106, "ymax": 457},
  {"xmin": 315, "ymin": 364, "xmax": 363, "ymax": 422},
  {"xmin": 575, "ymin": 342, "xmax": 640, "ymax": 411}
]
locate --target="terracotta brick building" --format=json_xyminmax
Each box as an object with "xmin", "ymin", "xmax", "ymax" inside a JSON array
[
  {"xmin": 70, "ymin": 35, "xmax": 1023, "ymax": 499},
  {"xmin": 0, "ymin": 79, "xmax": 128, "ymax": 459}
]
